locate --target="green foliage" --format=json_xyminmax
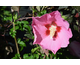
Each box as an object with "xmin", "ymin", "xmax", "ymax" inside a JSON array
[
  {"xmin": 17, "ymin": 38, "xmax": 26, "ymax": 51},
  {"xmin": 12, "ymin": 54, "xmax": 20, "ymax": 59},
  {"xmin": 3, "ymin": 10, "xmax": 12, "ymax": 21},
  {"xmin": 13, "ymin": 13, "xmax": 18, "ymax": 22},
  {"xmin": 37, "ymin": 10, "xmax": 47, "ymax": 16},
  {"xmin": 1, "ymin": 6, "xmax": 79, "ymax": 59},
  {"xmin": 23, "ymin": 53, "xmax": 39, "ymax": 59},
  {"xmin": 9, "ymin": 28, "xmax": 16, "ymax": 38},
  {"xmin": 31, "ymin": 46, "xmax": 40, "ymax": 53},
  {"xmin": 74, "ymin": 25, "xmax": 78, "ymax": 31}
]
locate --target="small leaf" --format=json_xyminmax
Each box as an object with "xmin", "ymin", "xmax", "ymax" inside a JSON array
[{"xmin": 13, "ymin": 13, "xmax": 17, "ymax": 21}]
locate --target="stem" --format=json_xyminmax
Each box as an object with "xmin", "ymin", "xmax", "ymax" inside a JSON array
[
  {"xmin": 13, "ymin": 22, "xmax": 21, "ymax": 59},
  {"xmin": 12, "ymin": 10, "xmax": 21, "ymax": 59}
]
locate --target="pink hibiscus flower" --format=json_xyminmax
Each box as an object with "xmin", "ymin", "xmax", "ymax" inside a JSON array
[{"xmin": 32, "ymin": 11, "xmax": 73, "ymax": 54}]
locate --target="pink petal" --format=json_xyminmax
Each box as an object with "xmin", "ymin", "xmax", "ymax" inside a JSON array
[
  {"xmin": 32, "ymin": 26, "xmax": 42, "ymax": 44},
  {"xmin": 40, "ymin": 35, "xmax": 62, "ymax": 54},
  {"xmin": 58, "ymin": 27, "xmax": 72, "ymax": 47},
  {"xmin": 50, "ymin": 11, "xmax": 69, "ymax": 29},
  {"xmin": 32, "ymin": 14, "xmax": 55, "ymax": 25},
  {"xmin": 32, "ymin": 24, "xmax": 48, "ymax": 44}
]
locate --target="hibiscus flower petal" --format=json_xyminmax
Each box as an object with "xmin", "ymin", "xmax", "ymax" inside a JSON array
[
  {"xmin": 32, "ymin": 14, "xmax": 55, "ymax": 25},
  {"xmin": 58, "ymin": 27, "xmax": 72, "ymax": 47},
  {"xmin": 32, "ymin": 26, "xmax": 42, "ymax": 44},
  {"xmin": 50, "ymin": 11, "xmax": 69, "ymax": 29},
  {"xmin": 32, "ymin": 24, "xmax": 48, "ymax": 41},
  {"xmin": 40, "ymin": 35, "xmax": 62, "ymax": 54}
]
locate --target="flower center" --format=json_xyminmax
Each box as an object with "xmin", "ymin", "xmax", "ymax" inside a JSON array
[
  {"xmin": 45, "ymin": 22, "xmax": 61, "ymax": 39},
  {"xmin": 49, "ymin": 25, "xmax": 57, "ymax": 39}
]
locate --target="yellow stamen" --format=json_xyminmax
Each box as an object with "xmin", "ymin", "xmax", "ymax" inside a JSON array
[{"xmin": 49, "ymin": 25, "xmax": 56, "ymax": 39}]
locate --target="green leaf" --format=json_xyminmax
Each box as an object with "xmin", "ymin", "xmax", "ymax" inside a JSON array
[
  {"xmin": 13, "ymin": 13, "xmax": 17, "ymax": 21},
  {"xmin": 4, "ymin": 11, "xmax": 10, "ymax": 15},
  {"xmin": 4, "ymin": 16, "xmax": 12, "ymax": 21},
  {"xmin": 37, "ymin": 10, "xmax": 47, "ymax": 16},
  {"xmin": 21, "ymin": 21, "xmax": 29, "ymax": 24},
  {"xmin": 24, "ymin": 25, "xmax": 31, "ymax": 33},
  {"xmin": 15, "ymin": 26, "xmax": 19, "ymax": 30},
  {"xmin": 9, "ymin": 28, "xmax": 16, "ymax": 38},
  {"xmin": 62, "ymin": 15, "xmax": 67, "ymax": 20},
  {"xmin": 23, "ymin": 54, "xmax": 29, "ymax": 59},
  {"xmin": 35, "ymin": 54, "xmax": 39, "ymax": 59},
  {"xmin": 31, "ymin": 46, "xmax": 40, "ymax": 53},
  {"xmin": 18, "ymin": 40, "xmax": 26, "ymax": 47},
  {"xmin": 12, "ymin": 54, "xmax": 20, "ymax": 59},
  {"xmin": 20, "ymin": 47, "xmax": 23, "ymax": 51},
  {"xmin": 41, "ymin": 10, "xmax": 46, "ymax": 14},
  {"xmin": 17, "ymin": 38, "xmax": 21, "ymax": 43},
  {"xmin": 31, "ymin": 8, "xmax": 37, "ymax": 12}
]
